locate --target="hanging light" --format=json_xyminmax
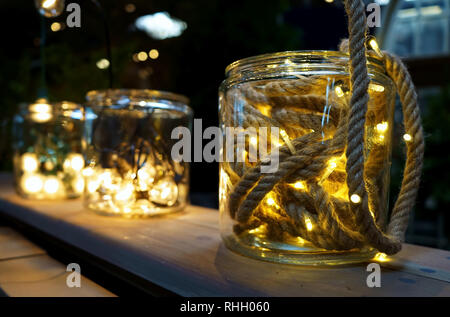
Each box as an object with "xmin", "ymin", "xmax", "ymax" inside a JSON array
[{"xmin": 35, "ymin": 0, "xmax": 65, "ymax": 18}]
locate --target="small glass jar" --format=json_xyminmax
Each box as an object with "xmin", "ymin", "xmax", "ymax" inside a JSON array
[
  {"xmin": 12, "ymin": 100, "xmax": 85, "ymax": 200},
  {"xmin": 83, "ymin": 89, "xmax": 192, "ymax": 217},
  {"xmin": 219, "ymin": 51, "xmax": 396, "ymax": 265}
]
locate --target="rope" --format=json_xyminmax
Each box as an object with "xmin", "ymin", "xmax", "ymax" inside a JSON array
[{"xmin": 222, "ymin": 0, "xmax": 424, "ymax": 255}]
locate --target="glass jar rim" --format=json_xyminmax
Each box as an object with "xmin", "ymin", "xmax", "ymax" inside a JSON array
[
  {"xmin": 86, "ymin": 89, "xmax": 189, "ymax": 105},
  {"xmin": 225, "ymin": 50, "xmax": 386, "ymax": 77}
]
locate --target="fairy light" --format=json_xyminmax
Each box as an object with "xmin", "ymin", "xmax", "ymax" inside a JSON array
[
  {"xmin": 266, "ymin": 197, "xmax": 276, "ymax": 206},
  {"xmin": 29, "ymin": 100, "xmax": 53, "ymax": 123},
  {"xmin": 64, "ymin": 153, "xmax": 84, "ymax": 172},
  {"xmin": 292, "ymin": 181, "xmax": 306, "ymax": 189},
  {"xmin": 23, "ymin": 175, "xmax": 44, "ymax": 194},
  {"xmin": 115, "ymin": 184, "xmax": 134, "ymax": 201},
  {"xmin": 305, "ymin": 217, "xmax": 313, "ymax": 231},
  {"xmin": 376, "ymin": 122, "xmax": 388, "ymax": 133},
  {"xmin": 350, "ymin": 194, "xmax": 361, "ymax": 204},
  {"xmin": 22, "ymin": 153, "xmax": 39, "ymax": 173},
  {"xmin": 369, "ymin": 83, "xmax": 385, "ymax": 92},
  {"xmin": 335, "ymin": 86, "xmax": 345, "ymax": 98},
  {"xmin": 43, "ymin": 176, "xmax": 60, "ymax": 194},
  {"xmin": 82, "ymin": 167, "xmax": 95, "ymax": 177},
  {"xmin": 74, "ymin": 177, "xmax": 84, "ymax": 194},
  {"xmin": 374, "ymin": 252, "xmax": 389, "ymax": 262},
  {"xmin": 403, "ymin": 133, "xmax": 412, "ymax": 142},
  {"xmin": 250, "ymin": 136, "xmax": 258, "ymax": 146},
  {"xmin": 280, "ymin": 129, "xmax": 295, "ymax": 153}
]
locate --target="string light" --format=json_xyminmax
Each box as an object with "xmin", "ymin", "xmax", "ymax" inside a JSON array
[
  {"xmin": 50, "ymin": 22, "xmax": 61, "ymax": 32},
  {"xmin": 292, "ymin": 181, "xmax": 305, "ymax": 189},
  {"xmin": 22, "ymin": 153, "xmax": 39, "ymax": 173},
  {"xmin": 376, "ymin": 122, "xmax": 388, "ymax": 133},
  {"xmin": 335, "ymin": 86, "xmax": 345, "ymax": 98},
  {"xmin": 22, "ymin": 175, "xmax": 44, "ymax": 194},
  {"xmin": 96, "ymin": 58, "xmax": 110, "ymax": 69},
  {"xmin": 149, "ymin": 49, "xmax": 159, "ymax": 59},
  {"xmin": 305, "ymin": 217, "xmax": 313, "ymax": 231},
  {"xmin": 374, "ymin": 252, "xmax": 389, "ymax": 262},
  {"xmin": 350, "ymin": 194, "xmax": 361, "ymax": 204},
  {"xmin": 137, "ymin": 51, "xmax": 148, "ymax": 61},
  {"xmin": 43, "ymin": 176, "xmax": 60, "ymax": 194},
  {"xmin": 403, "ymin": 133, "xmax": 412, "ymax": 142}
]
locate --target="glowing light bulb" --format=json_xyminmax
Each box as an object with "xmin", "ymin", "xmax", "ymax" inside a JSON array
[
  {"xmin": 403, "ymin": 134, "xmax": 412, "ymax": 142},
  {"xmin": 369, "ymin": 83, "xmax": 385, "ymax": 92},
  {"xmin": 115, "ymin": 184, "xmax": 134, "ymax": 202},
  {"xmin": 335, "ymin": 86, "xmax": 345, "ymax": 98},
  {"xmin": 96, "ymin": 58, "xmax": 110, "ymax": 69},
  {"xmin": 137, "ymin": 51, "xmax": 148, "ymax": 61},
  {"xmin": 64, "ymin": 153, "xmax": 84, "ymax": 172},
  {"xmin": 82, "ymin": 167, "xmax": 94, "ymax": 177},
  {"xmin": 350, "ymin": 194, "xmax": 361, "ymax": 204},
  {"xmin": 292, "ymin": 181, "xmax": 305, "ymax": 189},
  {"xmin": 250, "ymin": 136, "xmax": 257, "ymax": 146},
  {"xmin": 22, "ymin": 153, "xmax": 39, "ymax": 173},
  {"xmin": 44, "ymin": 176, "xmax": 60, "ymax": 194},
  {"xmin": 305, "ymin": 217, "xmax": 313, "ymax": 231},
  {"xmin": 149, "ymin": 49, "xmax": 159, "ymax": 59},
  {"xmin": 376, "ymin": 122, "xmax": 388, "ymax": 133},
  {"xmin": 74, "ymin": 177, "xmax": 84, "ymax": 194},
  {"xmin": 23, "ymin": 175, "xmax": 43, "ymax": 194},
  {"xmin": 35, "ymin": 0, "xmax": 65, "ymax": 18},
  {"xmin": 29, "ymin": 100, "xmax": 53, "ymax": 123},
  {"xmin": 374, "ymin": 252, "xmax": 389, "ymax": 262},
  {"xmin": 266, "ymin": 197, "xmax": 276, "ymax": 206},
  {"xmin": 50, "ymin": 22, "xmax": 61, "ymax": 32}
]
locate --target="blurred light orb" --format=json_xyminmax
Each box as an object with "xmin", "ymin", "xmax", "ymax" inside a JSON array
[
  {"xmin": 50, "ymin": 22, "xmax": 62, "ymax": 32},
  {"xmin": 137, "ymin": 51, "xmax": 148, "ymax": 61},
  {"xmin": 149, "ymin": 49, "xmax": 159, "ymax": 59},
  {"xmin": 135, "ymin": 12, "xmax": 187, "ymax": 40},
  {"xmin": 35, "ymin": 0, "xmax": 65, "ymax": 18},
  {"xmin": 96, "ymin": 58, "xmax": 110, "ymax": 69},
  {"xmin": 125, "ymin": 3, "xmax": 136, "ymax": 13}
]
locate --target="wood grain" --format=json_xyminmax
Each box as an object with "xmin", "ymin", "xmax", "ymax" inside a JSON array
[{"xmin": 0, "ymin": 173, "xmax": 449, "ymax": 296}]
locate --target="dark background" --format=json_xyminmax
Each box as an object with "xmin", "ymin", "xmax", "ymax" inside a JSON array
[{"xmin": 0, "ymin": 0, "xmax": 449, "ymax": 250}]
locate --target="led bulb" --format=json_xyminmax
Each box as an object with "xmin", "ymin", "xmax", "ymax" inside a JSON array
[
  {"xmin": 44, "ymin": 176, "xmax": 60, "ymax": 194},
  {"xmin": 305, "ymin": 217, "xmax": 313, "ymax": 231},
  {"xmin": 22, "ymin": 174, "xmax": 44, "ymax": 194},
  {"xmin": 403, "ymin": 134, "xmax": 412, "ymax": 142},
  {"xmin": 350, "ymin": 194, "xmax": 361, "ymax": 204},
  {"xmin": 22, "ymin": 153, "xmax": 39, "ymax": 173}
]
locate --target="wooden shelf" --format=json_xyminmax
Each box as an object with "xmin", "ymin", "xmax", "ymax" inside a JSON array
[{"xmin": 0, "ymin": 173, "xmax": 449, "ymax": 296}]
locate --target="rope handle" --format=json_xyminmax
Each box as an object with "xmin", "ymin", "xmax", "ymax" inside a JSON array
[{"xmin": 342, "ymin": 0, "xmax": 424, "ymax": 254}]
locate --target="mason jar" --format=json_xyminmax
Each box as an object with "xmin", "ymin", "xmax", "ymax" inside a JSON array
[
  {"xmin": 12, "ymin": 99, "xmax": 85, "ymax": 200},
  {"xmin": 219, "ymin": 51, "xmax": 396, "ymax": 265},
  {"xmin": 83, "ymin": 89, "xmax": 192, "ymax": 217}
]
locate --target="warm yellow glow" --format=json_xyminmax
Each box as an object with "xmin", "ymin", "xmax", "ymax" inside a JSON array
[
  {"xmin": 325, "ymin": 0, "xmax": 334, "ymax": 3},
  {"xmin": 115, "ymin": 184, "xmax": 134, "ymax": 201},
  {"xmin": 403, "ymin": 133, "xmax": 412, "ymax": 142},
  {"xmin": 280, "ymin": 129, "xmax": 295, "ymax": 153},
  {"xmin": 335, "ymin": 86, "xmax": 344, "ymax": 98},
  {"xmin": 249, "ymin": 136, "xmax": 257, "ymax": 146},
  {"xmin": 65, "ymin": 153, "xmax": 84, "ymax": 172},
  {"xmin": 350, "ymin": 194, "xmax": 361, "ymax": 204},
  {"xmin": 23, "ymin": 175, "xmax": 43, "ymax": 194},
  {"xmin": 266, "ymin": 197, "xmax": 276, "ymax": 206},
  {"xmin": 99, "ymin": 170, "xmax": 113, "ymax": 188},
  {"xmin": 22, "ymin": 153, "xmax": 39, "ymax": 173},
  {"xmin": 292, "ymin": 181, "xmax": 305, "ymax": 189},
  {"xmin": 297, "ymin": 237, "xmax": 305, "ymax": 244},
  {"xmin": 87, "ymin": 180, "xmax": 99, "ymax": 193},
  {"xmin": 96, "ymin": 58, "xmax": 110, "ymax": 69},
  {"xmin": 44, "ymin": 176, "xmax": 60, "ymax": 194},
  {"xmin": 376, "ymin": 122, "xmax": 388, "ymax": 133},
  {"xmin": 137, "ymin": 51, "xmax": 148, "ymax": 61},
  {"xmin": 74, "ymin": 178, "xmax": 84, "ymax": 194},
  {"xmin": 82, "ymin": 167, "xmax": 94, "ymax": 177},
  {"xmin": 374, "ymin": 252, "xmax": 389, "ymax": 262},
  {"xmin": 149, "ymin": 49, "xmax": 159, "ymax": 59},
  {"xmin": 370, "ymin": 209, "xmax": 375, "ymax": 219},
  {"xmin": 378, "ymin": 134, "xmax": 385, "ymax": 142},
  {"xmin": 160, "ymin": 187, "xmax": 171, "ymax": 199},
  {"xmin": 42, "ymin": 0, "xmax": 56, "ymax": 9},
  {"xmin": 369, "ymin": 83, "xmax": 385, "ymax": 92},
  {"xmin": 50, "ymin": 22, "xmax": 61, "ymax": 32},
  {"xmin": 29, "ymin": 100, "xmax": 52, "ymax": 123},
  {"xmin": 305, "ymin": 217, "xmax": 313, "ymax": 231}
]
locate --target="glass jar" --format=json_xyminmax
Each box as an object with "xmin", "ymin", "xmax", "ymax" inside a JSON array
[
  {"xmin": 219, "ymin": 51, "xmax": 396, "ymax": 265},
  {"xmin": 83, "ymin": 89, "xmax": 192, "ymax": 217},
  {"xmin": 12, "ymin": 99, "xmax": 85, "ymax": 200}
]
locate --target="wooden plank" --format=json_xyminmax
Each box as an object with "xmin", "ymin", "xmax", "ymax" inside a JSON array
[
  {"xmin": 0, "ymin": 227, "xmax": 46, "ymax": 261},
  {"xmin": 0, "ymin": 173, "xmax": 449, "ymax": 296},
  {"xmin": 0, "ymin": 254, "xmax": 115, "ymax": 297}
]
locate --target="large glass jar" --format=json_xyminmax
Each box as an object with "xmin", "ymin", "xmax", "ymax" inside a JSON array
[
  {"xmin": 219, "ymin": 52, "xmax": 396, "ymax": 265},
  {"xmin": 12, "ymin": 99, "xmax": 85, "ymax": 200},
  {"xmin": 83, "ymin": 89, "xmax": 192, "ymax": 217}
]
